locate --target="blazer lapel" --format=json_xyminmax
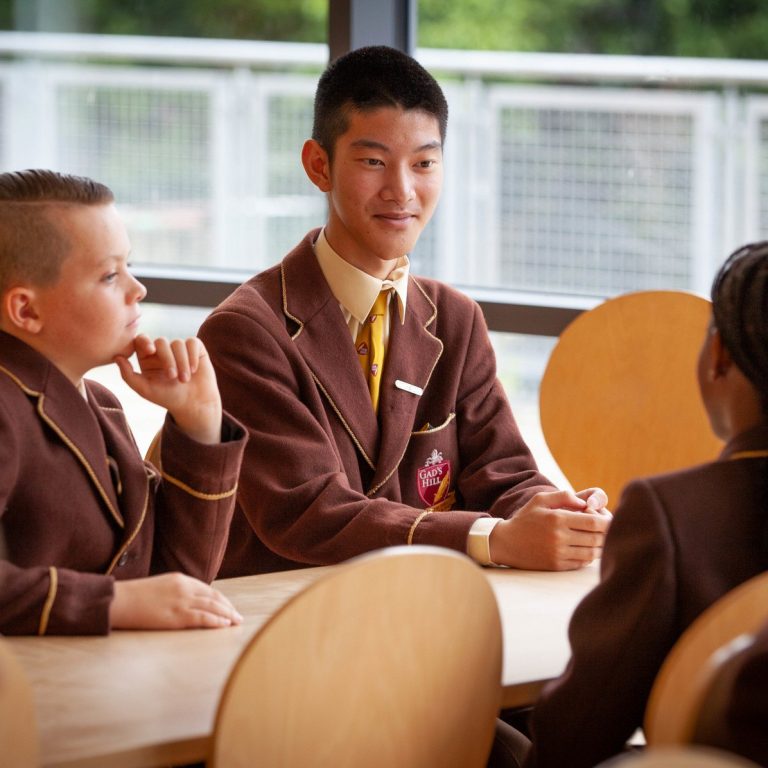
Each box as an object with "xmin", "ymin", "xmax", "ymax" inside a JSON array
[
  {"xmin": 281, "ymin": 239, "xmax": 380, "ymax": 469},
  {"xmin": 39, "ymin": 383, "xmax": 124, "ymax": 530},
  {"xmin": 0, "ymin": 335, "xmax": 127, "ymax": 529},
  {"xmin": 371, "ymin": 276, "xmax": 443, "ymax": 493},
  {"xmin": 88, "ymin": 390, "xmax": 149, "ymax": 537}
]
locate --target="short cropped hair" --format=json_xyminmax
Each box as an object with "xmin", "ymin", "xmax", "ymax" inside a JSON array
[
  {"xmin": 312, "ymin": 45, "xmax": 449, "ymax": 160},
  {"xmin": 711, "ymin": 241, "xmax": 768, "ymax": 410},
  {"xmin": 0, "ymin": 169, "xmax": 114, "ymax": 295}
]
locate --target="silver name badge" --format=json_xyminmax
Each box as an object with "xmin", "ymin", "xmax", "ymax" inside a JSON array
[{"xmin": 395, "ymin": 379, "xmax": 424, "ymax": 396}]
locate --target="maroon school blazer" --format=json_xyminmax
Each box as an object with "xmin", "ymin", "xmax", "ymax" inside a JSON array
[
  {"xmin": 200, "ymin": 229, "xmax": 555, "ymax": 575},
  {"xmin": 0, "ymin": 331, "xmax": 247, "ymax": 635},
  {"xmin": 524, "ymin": 423, "xmax": 768, "ymax": 768}
]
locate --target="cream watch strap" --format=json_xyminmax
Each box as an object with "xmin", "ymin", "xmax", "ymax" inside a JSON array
[{"xmin": 466, "ymin": 516, "xmax": 502, "ymax": 566}]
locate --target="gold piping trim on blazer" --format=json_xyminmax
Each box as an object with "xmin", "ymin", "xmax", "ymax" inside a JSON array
[
  {"xmin": 106, "ymin": 482, "xmax": 151, "ymax": 574},
  {"xmin": 38, "ymin": 566, "xmax": 58, "ymax": 636},
  {"xmin": 411, "ymin": 413, "xmax": 456, "ymax": 436},
  {"xmin": 729, "ymin": 449, "xmax": 768, "ymax": 460},
  {"xmin": 1, "ymin": 365, "xmax": 149, "ymax": 580},
  {"xmin": 281, "ymin": 263, "xmax": 305, "ymax": 341},
  {"xmin": 0, "ymin": 366, "xmax": 126, "ymax": 529},
  {"xmin": 160, "ymin": 471, "xmax": 238, "ymax": 501},
  {"xmin": 281, "ymin": 260, "xmax": 376, "ymax": 468},
  {"xmin": 311, "ymin": 373, "xmax": 376, "ymax": 471},
  {"xmin": 144, "ymin": 430, "xmax": 163, "ymax": 471},
  {"xmin": 37, "ymin": 397, "xmax": 125, "ymax": 529},
  {"xmin": 407, "ymin": 510, "xmax": 432, "ymax": 545},
  {"xmin": 106, "ymin": 455, "xmax": 123, "ymax": 495},
  {"xmin": 0, "ymin": 364, "xmax": 41, "ymax": 396},
  {"xmin": 410, "ymin": 276, "xmax": 438, "ymax": 327},
  {"xmin": 367, "ymin": 276, "xmax": 445, "ymax": 497}
]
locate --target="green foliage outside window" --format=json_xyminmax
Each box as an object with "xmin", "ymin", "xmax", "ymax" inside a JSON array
[
  {"xmin": 418, "ymin": 0, "xmax": 768, "ymax": 58},
  {"xmin": 3, "ymin": 0, "xmax": 768, "ymax": 58}
]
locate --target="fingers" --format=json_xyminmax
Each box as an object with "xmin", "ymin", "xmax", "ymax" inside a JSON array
[
  {"xmin": 546, "ymin": 541, "xmax": 603, "ymax": 571},
  {"xmin": 132, "ymin": 334, "xmax": 156, "ymax": 358},
  {"xmin": 574, "ymin": 487, "xmax": 610, "ymax": 514},
  {"xmin": 114, "ymin": 354, "xmax": 134, "ymax": 382},
  {"xmin": 165, "ymin": 338, "xmax": 204, "ymax": 383},
  {"xmin": 494, "ymin": 495, "xmax": 612, "ymax": 570},
  {"xmin": 530, "ymin": 489, "xmax": 588, "ymax": 511},
  {"xmin": 132, "ymin": 336, "xmax": 207, "ymax": 382},
  {"xmin": 110, "ymin": 574, "xmax": 243, "ymax": 630},
  {"xmin": 559, "ymin": 508, "xmax": 612, "ymax": 533},
  {"xmin": 147, "ymin": 337, "xmax": 180, "ymax": 381},
  {"xmin": 555, "ymin": 521, "xmax": 610, "ymax": 568},
  {"xmin": 527, "ymin": 489, "xmax": 612, "ymax": 518},
  {"xmin": 186, "ymin": 587, "xmax": 243, "ymax": 628},
  {"xmin": 565, "ymin": 528, "xmax": 605, "ymax": 549},
  {"xmin": 114, "ymin": 353, "xmax": 150, "ymax": 399},
  {"xmin": 168, "ymin": 578, "xmax": 242, "ymax": 629},
  {"xmin": 575, "ymin": 486, "xmax": 608, "ymax": 509}
]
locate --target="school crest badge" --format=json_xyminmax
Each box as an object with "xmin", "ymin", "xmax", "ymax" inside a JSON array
[{"xmin": 417, "ymin": 449, "xmax": 455, "ymax": 510}]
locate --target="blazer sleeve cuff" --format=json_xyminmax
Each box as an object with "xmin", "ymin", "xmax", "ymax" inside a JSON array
[
  {"xmin": 406, "ymin": 510, "xmax": 492, "ymax": 553},
  {"xmin": 39, "ymin": 568, "xmax": 114, "ymax": 636},
  {"xmin": 159, "ymin": 411, "xmax": 247, "ymax": 499}
]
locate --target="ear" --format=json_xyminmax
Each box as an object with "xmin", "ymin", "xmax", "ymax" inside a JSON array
[
  {"xmin": 709, "ymin": 327, "xmax": 733, "ymax": 379},
  {"xmin": 2, "ymin": 286, "xmax": 44, "ymax": 334},
  {"xmin": 301, "ymin": 139, "xmax": 332, "ymax": 192}
]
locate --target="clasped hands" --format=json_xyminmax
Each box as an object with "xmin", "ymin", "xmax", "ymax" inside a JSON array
[{"xmin": 490, "ymin": 488, "xmax": 612, "ymax": 571}]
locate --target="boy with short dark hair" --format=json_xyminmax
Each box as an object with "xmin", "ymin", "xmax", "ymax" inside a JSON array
[
  {"xmin": 0, "ymin": 168, "xmax": 246, "ymax": 635},
  {"xmin": 200, "ymin": 46, "xmax": 610, "ymax": 577}
]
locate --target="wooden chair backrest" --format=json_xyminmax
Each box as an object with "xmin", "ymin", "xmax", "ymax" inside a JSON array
[
  {"xmin": 539, "ymin": 290, "xmax": 722, "ymax": 504},
  {"xmin": 644, "ymin": 570, "xmax": 768, "ymax": 745},
  {"xmin": 596, "ymin": 746, "xmax": 761, "ymax": 768},
  {"xmin": 210, "ymin": 546, "xmax": 503, "ymax": 768},
  {"xmin": 0, "ymin": 639, "xmax": 39, "ymax": 768}
]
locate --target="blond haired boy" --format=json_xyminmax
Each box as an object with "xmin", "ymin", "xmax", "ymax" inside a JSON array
[{"xmin": 0, "ymin": 169, "xmax": 246, "ymax": 635}]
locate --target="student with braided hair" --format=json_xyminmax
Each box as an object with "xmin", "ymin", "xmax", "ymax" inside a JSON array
[{"xmin": 520, "ymin": 242, "xmax": 768, "ymax": 768}]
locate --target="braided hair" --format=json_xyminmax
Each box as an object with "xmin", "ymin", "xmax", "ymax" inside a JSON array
[{"xmin": 711, "ymin": 241, "xmax": 768, "ymax": 412}]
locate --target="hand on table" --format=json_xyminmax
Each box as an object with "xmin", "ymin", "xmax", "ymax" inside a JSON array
[
  {"xmin": 489, "ymin": 487, "xmax": 612, "ymax": 571},
  {"xmin": 110, "ymin": 573, "xmax": 243, "ymax": 630}
]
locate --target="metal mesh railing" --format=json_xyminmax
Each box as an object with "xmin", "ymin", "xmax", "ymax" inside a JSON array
[
  {"xmin": 495, "ymin": 97, "xmax": 711, "ymax": 295},
  {"xmin": 2, "ymin": 35, "xmax": 767, "ymax": 300}
]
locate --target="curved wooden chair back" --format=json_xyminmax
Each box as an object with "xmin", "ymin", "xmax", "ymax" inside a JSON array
[
  {"xmin": 539, "ymin": 290, "xmax": 722, "ymax": 504},
  {"xmin": 0, "ymin": 639, "xmax": 39, "ymax": 768},
  {"xmin": 644, "ymin": 570, "xmax": 768, "ymax": 745},
  {"xmin": 595, "ymin": 746, "xmax": 761, "ymax": 768},
  {"xmin": 691, "ymin": 619, "xmax": 768, "ymax": 763},
  {"xmin": 210, "ymin": 546, "xmax": 503, "ymax": 768}
]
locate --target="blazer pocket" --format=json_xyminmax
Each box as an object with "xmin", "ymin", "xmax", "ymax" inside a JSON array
[
  {"xmin": 404, "ymin": 414, "xmax": 458, "ymax": 510},
  {"xmin": 411, "ymin": 412, "xmax": 456, "ymax": 436}
]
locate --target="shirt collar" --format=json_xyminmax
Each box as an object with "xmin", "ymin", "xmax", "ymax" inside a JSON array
[
  {"xmin": 719, "ymin": 421, "xmax": 768, "ymax": 460},
  {"xmin": 314, "ymin": 228, "xmax": 409, "ymax": 324}
]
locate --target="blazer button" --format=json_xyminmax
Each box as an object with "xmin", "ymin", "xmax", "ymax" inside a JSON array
[{"xmin": 117, "ymin": 552, "xmax": 129, "ymax": 567}]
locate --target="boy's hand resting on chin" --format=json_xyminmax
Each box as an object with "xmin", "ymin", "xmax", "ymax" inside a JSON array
[{"xmin": 114, "ymin": 334, "xmax": 222, "ymax": 445}]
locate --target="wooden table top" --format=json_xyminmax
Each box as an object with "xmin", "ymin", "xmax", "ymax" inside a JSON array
[{"xmin": 7, "ymin": 561, "xmax": 599, "ymax": 768}]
